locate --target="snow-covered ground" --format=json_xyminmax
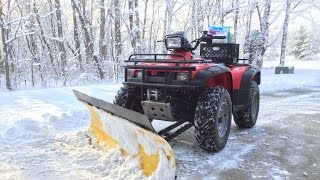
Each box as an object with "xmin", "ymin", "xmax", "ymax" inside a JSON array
[{"xmin": 1, "ymin": 62, "xmax": 320, "ymax": 179}]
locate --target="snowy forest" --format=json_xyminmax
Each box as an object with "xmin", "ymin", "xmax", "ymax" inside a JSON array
[{"xmin": 0, "ymin": 0, "xmax": 319, "ymax": 90}]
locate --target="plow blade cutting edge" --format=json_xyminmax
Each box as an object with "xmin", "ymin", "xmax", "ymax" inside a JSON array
[{"xmin": 73, "ymin": 90, "xmax": 176, "ymax": 179}]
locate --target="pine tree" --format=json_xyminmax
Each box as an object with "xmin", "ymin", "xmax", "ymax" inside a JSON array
[
  {"xmin": 290, "ymin": 26, "xmax": 312, "ymax": 59},
  {"xmin": 310, "ymin": 23, "xmax": 320, "ymax": 55}
]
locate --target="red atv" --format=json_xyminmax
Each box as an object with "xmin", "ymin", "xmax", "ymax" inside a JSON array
[{"xmin": 114, "ymin": 31, "xmax": 260, "ymax": 152}]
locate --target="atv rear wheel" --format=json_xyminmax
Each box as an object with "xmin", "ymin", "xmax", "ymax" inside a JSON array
[
  {"xmin": 113, "ymin": 85, "xmax": 144, "ymax": 114},
  {"xmin": 194, "ymin": 87, "xmax": 232, "ymax": 152},
  {"xmin": 233, "ymin": 81, "xmax": 260, "ymax": 128}
]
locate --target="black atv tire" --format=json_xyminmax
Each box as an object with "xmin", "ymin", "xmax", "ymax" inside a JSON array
[
  {"xmin": 233, "ymin": 81, "xmax": 260, "ymax": 128},
  {"xmin": 113, "ymin": 85, "xmax": 144, "ymax": 114},
  {"xmin": 194, "ymin": 87, "xmax": 232, "ymax": 152}
]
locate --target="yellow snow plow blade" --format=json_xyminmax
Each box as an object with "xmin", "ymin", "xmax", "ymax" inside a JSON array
[{"xmin": 73, "ymin": 90, "xmax": 176, "ymax": 178}]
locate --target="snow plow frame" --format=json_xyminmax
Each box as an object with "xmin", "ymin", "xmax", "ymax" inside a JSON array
[
  {"xmin": 73, "ymin": 90, "xmax": 193, "ymax": 141},
  {"xmin": 73, "ymin": 90, "xmax": 155, "ymax": 132}
]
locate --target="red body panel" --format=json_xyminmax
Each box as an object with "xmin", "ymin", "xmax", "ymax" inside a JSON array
[
  {"xmin": 170, "ymin": 51, "xmax": 192, "ymax": 60},
  {"xmin": 230, "ymin": 66, "xmax": 249, "ymax": 90},
  {"xmin": 206, "ymin": 73, "xmax": 232, "ymax": 89}
]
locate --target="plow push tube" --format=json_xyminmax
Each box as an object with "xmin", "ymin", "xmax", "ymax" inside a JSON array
[{"xmin": 73, "ymin": 90, "xmax": 176, "ymax": 178}]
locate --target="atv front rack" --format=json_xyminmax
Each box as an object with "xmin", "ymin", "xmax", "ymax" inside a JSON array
[
  {"xmin": 125, "ymin": 53, "xmax": 252, "ymax": 64},
  {"xmin": 125, "ymin": 53, "xmax": 213, "ymax": 64},
  {"xmin": 128, "ymin": 53, "xmax": 187, "ymax": 61}
]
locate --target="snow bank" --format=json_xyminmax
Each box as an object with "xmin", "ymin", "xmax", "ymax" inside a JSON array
[
  {"xmin": 3, "ymin": 118, "xmax": 50, "ymax": 145},
  {"xmin": 263, "ymin": 59, "xmax": 320, "ymax": 70},
  {"xmin": 260, "ymin": 68, "xmax": 320, "ymax": 93}
]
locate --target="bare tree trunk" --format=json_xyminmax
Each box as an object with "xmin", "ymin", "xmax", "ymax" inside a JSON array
[
  {"xmin": 191, "ymin": 0, "xmax": 196, "ymax": 39},
  {"xmin": 165, "ymin": 0, "xmax": 173, "ymax": 35},
  {"xmin": 142, "ymin": 0, "xmax": 149, "ymax": 41},
  {"xmin": 73, "ymin": 0, "xmax": 104, "ymax": 79},
  {"xmin": 99, "ymin": 0, "xmax": 107, "ymax": 63},
  {"xmin": 71, "ymin": 0, "xmax": 83, "ymax": 70},
  {"xmin": 128, "ymin": 0, "xmax": 135, "ymax": 49},
  {"xmin": 128, "ymin": 0, "xmax": 141, "ymax": 53},
  {"xmin": 280, "ymin": 0, "xmax": 292, "ymax": 66},
  {"xmin": 149, "ymin": 0, "xmax": 155, "ymax": 53},
  {"xmin": 233, "ymin": 0, "xmax": 239, "ymax": 43},
  {"xmin": 260, "ymin": 0, "xmax": 271, "ymax": 57},
  {"xmin": 35, "ymin": 14, "xmax": 59, "ymax": 81},
  {"xmin": 28, "ymin": 3, "xmax": 47, "ymax": 87},
  {"xmin": 243, "ymin": 0, "xmax": 254, "ymax": 59},
  {"xmin": 163, "ymin": 0, "xmax": 173, "ymax": 52},
  {"xmin": 48, "ymin": 0, "xmax": 57, "ymax": 52},
  {"xmin": 55, "ymin": 0, "xmax": 68, "ymax": 85},
  {"xmin": 25, "ymin": 36, "xmax": 35, "ymax": 87},
  {"xmin": 134, "ymin": 0, "xmax": 141, "ymax": 53},
  {"xmin": 0, "ymin": 3, "xmax": 11, "ymax": 90},
  {"xmin": 114, "ymin": 0, "xmax": 122, "ymax": 82}
]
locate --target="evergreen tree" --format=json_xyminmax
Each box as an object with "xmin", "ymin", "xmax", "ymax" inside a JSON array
[
  {"xmin": 310, "ymin": 23, "xmax": 320, "ymax": 55},
  {"xmin": 289, "ymin": 26, "xmax": 312, "ymax": 59}
]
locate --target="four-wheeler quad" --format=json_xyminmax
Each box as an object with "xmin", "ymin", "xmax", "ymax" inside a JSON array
[
  {"xmin": 113, "ymin": 30, "xmax": 261, "ymax": 152},
  {"xmin": 73, "ymin": 30, "xmax": 261, "ymax": 177}
]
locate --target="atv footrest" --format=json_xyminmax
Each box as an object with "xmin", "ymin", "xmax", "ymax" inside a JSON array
[{"xmin": 158, "ymin": 121, "xmax": 194, "ymax": 141}]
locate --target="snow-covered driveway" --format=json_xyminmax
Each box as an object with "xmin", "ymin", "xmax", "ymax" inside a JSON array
[{"xmin": 0, "ymin": 68, "xmax": 320, "ymax": 179}]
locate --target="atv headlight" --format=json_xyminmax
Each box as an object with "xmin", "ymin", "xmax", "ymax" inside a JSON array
[
  {"xmin": 136, "ymin": 71, "xmax": 143, "ymax": 78},
  {"xmin": 165, "ymin": 36, "xmax": 182, "ymax": 49},
  {"xmin": 176, "ymin": 72, "xmax": 189, "ymax": 81}
]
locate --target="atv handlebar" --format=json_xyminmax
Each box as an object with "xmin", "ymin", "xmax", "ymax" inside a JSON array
[{"xmin": 187, "ymin": 32, "xmax": 214, "ymax": 51}]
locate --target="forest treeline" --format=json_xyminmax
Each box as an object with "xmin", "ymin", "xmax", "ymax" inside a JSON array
[{"xmin": 0, "ymin": 0, "xmax": 318, "ymax": 90}]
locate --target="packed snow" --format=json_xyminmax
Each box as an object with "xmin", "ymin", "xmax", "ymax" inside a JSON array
[{"xmin": 0, "ymin": 62, "xmax": 320, "ymax": 179}]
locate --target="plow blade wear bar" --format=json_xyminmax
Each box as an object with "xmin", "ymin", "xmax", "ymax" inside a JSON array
[
  {"xmin": 73, "ymin": 90, "xmax": 155, "ymax": 132},
  {"xmin": 73, "ymin": 90, "xmax": 176, "ymax": 178}
]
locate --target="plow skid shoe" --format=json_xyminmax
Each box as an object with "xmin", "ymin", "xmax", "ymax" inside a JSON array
[{"xmin": 73, "ymin": 90, "xmax": 176, "ymax": 178}]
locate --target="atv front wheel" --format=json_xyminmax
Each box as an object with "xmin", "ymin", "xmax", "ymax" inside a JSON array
[
  {"xmin": 233, "ymin": 81, "xmax": 260, "ymax": 128},
  {"xmin": 113, "ymin": 85, "xmax": 144, "ymax": 114},
  {"xmin": 194, "ymin": 87, "xmax": 232, "ymax": 152}
]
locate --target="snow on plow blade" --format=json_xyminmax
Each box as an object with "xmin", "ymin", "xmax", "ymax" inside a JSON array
[{"xmin": 73, "ymin": 90, "xmax": 176, "ymax": 178}]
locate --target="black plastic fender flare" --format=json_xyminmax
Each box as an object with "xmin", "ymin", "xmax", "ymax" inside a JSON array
[
  {"xmin": 233, "ymin": 66, "xmax": 261, "ymax": 111},
  {"xmin": 192, "ymin": 64, "xmax": 232, "ymax": 87}
]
